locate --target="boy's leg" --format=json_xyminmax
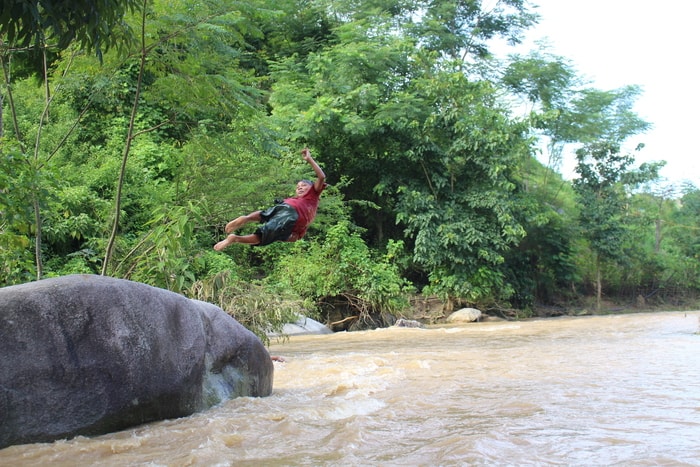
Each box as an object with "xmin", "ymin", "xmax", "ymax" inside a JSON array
[
  {"xmin": 225, "ymin": 211, "xmax": 262, "ymax": 234},
  {"xmin": 214, "ymin": 233, "xmax": 261, "ymax": 251}
]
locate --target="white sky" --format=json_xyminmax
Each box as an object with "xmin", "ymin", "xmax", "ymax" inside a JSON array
[{"xmin": 509, "ymin": 0, "xmax": 698, "ymax": 189}]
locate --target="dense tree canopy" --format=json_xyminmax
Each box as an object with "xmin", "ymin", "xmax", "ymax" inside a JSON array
[{"xmin": 0, "ymin": 0, "xmax": 141, "ymax": 58}]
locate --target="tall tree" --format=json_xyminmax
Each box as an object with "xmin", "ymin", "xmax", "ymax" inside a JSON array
[
  {"xmin": 269, "ymin": 0, "xmax": 536, "ymax": 308},
  {"xmin": 501, "ymin": 48, "xmax": 579, "ymax": 190},
  {"xmin": 502, "ymin": 49, "xmax": 651, "ymax": 190},
  {"xmin": 572, "ymin": 142, "xmax": 661, "ymax": 311},
  {"xmin": 391, "ymin": 74, "xmax": 530, "ymax": 308}
]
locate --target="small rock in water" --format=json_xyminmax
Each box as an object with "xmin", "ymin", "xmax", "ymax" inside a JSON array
[{"xmin": 394, "ymin": 318, "xmax": 425, "ymax": 328}]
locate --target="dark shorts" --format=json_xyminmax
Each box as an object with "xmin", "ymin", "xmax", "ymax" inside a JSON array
[{"xmin": 255, "ymin": 203, "xmax": 299, "ymax": 246}]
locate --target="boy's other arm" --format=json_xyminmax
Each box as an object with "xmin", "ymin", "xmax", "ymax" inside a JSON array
[{"xmin": 301, "ymin": 148, "xmax": 326, "ymax": 192}]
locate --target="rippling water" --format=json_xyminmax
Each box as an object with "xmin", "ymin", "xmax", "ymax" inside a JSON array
[{"xmin": 2, "ymin": 311, "xmax": 699, "ymax": 466}]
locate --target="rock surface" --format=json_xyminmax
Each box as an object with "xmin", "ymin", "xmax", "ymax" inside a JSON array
[
  {"xmin": 279, "ymin": 314, "xmax": 333, "ymax": 336},
  {"xmin": 0, "ymin": 274, "xmax": 273, "ymax": 449},
  {"xmin": 394, "ymin": 318, "xmax": 425, "ymax": 328},
  {"xmin": 446, "ymin": 307, "xmax": 482, "ymax": 323}
]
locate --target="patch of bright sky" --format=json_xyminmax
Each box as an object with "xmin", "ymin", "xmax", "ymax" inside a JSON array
[{"xmin": 499, "ymin": 0, "xmax": 697, "ymax": 190}]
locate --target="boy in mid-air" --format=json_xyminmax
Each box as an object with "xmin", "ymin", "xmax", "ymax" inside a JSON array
[{"xmin": 214, "ymin": 148, "xmax": 326, "ymax": 250}]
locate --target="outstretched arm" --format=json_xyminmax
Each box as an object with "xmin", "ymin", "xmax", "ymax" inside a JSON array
[{"xmin": 301, "ymin": 148, "xmax": 326, "ymax": 192}]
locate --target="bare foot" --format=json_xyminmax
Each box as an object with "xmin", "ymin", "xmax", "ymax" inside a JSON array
[
  {"xmin": 214, "ymin": 235, "xmax": 236, "ymax": 251},
  {"xmin": 271, "ymin": 356, "xmax": 286, "ymax": 362},
  {"xmin": 225, "ymin": 216, "xmax": 247, "ymax": 234}
]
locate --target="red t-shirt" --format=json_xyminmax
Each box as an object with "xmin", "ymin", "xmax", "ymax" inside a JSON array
[{"xmin": 284, "ymin": 183, "xmax": 326, "ymax": 239}]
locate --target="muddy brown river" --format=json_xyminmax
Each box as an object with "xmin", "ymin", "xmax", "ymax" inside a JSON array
[{"xmin": 1, "ymin": 311, "xmax": 698, "ymax": 466}]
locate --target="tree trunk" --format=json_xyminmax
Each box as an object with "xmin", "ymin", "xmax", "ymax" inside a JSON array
[
  {"xmin": 32, "ymin": 193, "xmax": 43, "ymax": 279},
  {"xmin": 595, "ymin": 254, "xmax": 602, "ymax": 312},
  {"xmin": 102, "ymin": 0, "xmax": 148, "ymax": 275},
  {"xmin": 654, "ymin": 218, "xmax": 662, "ymax": 254}
]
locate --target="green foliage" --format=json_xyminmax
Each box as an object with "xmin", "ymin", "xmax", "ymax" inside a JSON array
[
  {"xmin": 574, "ymin": 144, "xmax": 630, "ymax": 261},
  {"xmin": 2, "ymin": 0, "xmax": 697, "ymax": 328},
  {"xmin": 502, "ymin": 49, "xmax": 578, "ymax": 110},
  {"xmin": 0, "ymin": 144, "xmax": 37, "ymax": 284},
  {"xmin": 503, "ymin": 48, "xmax": 652, "ymax": 186},
  {"xmin": 268, "ymin": 221, "xmax": 412, "ymax": 326},
  {"xmin": 573, "ymin": 142, "xmax": 660, "ymax": 262},
  {"xmin": 44, "ymin": 252, "xmax": 99, "ymax": 276},
  {"xmin": 503, "ymin": 192, "xmax": 578, "ymax": 309},
  {"xmin": 665, "ymin": 188, "xmax": 700, "ymax": 292},
  {"xmin": 43, "ymin": 186, "xmax": 109, "ymax": 245},
  {"xmin": 390, "ymin": 77, "xmax": 530, "ymax": 305},
  {"xmin": 189, "ymin": 270, "xmax": 307, "ymax": 346},
  {"xmin": 268, "ymin": 3, "xmax": 534, "ymax": 307},
  {"xmin": 0, "ymin": 227, "xmax": 35, "ymax": 286},
  {"xmin": 408, "ymin": 0, "xmax": 538, "ymax": 62},
  {"xmin": 110, "ymin": 203, "xmax": 203, "ymax": 293},
  {"xmin": 559, "ymin": 86, "xmax": 651, "ymax": 144},
  {"xmin": 0, "ymin": 0, "xmax": 140, "ymax": 60}
]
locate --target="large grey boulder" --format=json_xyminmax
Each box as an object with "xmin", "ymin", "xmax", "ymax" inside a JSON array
[{"xmin": 0, "ymin": 274, "xmax": 273, "ymax": 449}]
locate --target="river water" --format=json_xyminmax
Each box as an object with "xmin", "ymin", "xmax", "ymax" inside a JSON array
[{"xmin": 1, "ymin": 311, "xmax": 699, "ymax": 466}]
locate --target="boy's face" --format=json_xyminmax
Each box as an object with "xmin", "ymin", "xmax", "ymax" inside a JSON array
[{"xmin": 295, "ymin": 181, "xmax": 313, "ymax": 197}]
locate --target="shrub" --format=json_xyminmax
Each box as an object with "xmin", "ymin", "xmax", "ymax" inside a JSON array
[{"xmin": 268, "ymin": 221, "xmax": 412, "ymax": 329}]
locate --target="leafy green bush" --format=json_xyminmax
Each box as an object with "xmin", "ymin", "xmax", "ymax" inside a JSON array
[
  {"xmin": 268, "ymin": 221, "xmax": 412, "ymax": 329},
  {"xmin": 188, "ymin": 270, "xmax": 308, "ymax": 345},
  {"xmin": 0, "ymin": 146, "xmax": 36, "ymax": 285},
  {"xmin": 0, "ymin": 231, "xmax": 35, "ymax": 286}
]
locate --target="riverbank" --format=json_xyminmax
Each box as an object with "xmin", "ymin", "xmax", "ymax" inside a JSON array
[{"xmin": 405, "ymin": 293, "xmax": 700, "ymax": 324}]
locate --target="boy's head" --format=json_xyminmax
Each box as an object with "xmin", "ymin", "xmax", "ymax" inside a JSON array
[{"xmin": 295, "ymin": 180, "xmax": 314, "ymax": 197}]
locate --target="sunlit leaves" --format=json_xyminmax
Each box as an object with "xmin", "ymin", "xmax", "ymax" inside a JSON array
[{"xmin": 411, "ymin": 0, "xmax": 538, "ymax": 62}]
